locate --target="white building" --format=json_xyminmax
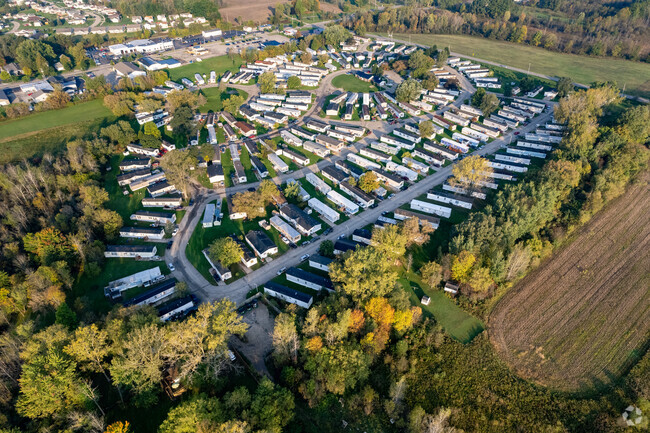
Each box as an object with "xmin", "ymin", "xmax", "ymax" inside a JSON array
[
  {"xmin": 410, "ymin": 199, "xmax": 452, "ymax": 218},
  {"xmin": 308, "ymin": 198, "xmax": 340, "ymax": 222},
  {"xmin": 326, "ymin": 190, "xmax": 359, "ymax": 215}
]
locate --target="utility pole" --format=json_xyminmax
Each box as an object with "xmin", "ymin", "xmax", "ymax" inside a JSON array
[{"xmin": 527, "ymin": 62, "xmax": 531, "ymax": 75}]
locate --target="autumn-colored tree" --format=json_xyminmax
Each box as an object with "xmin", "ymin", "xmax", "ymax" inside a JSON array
[
  {"xmin": 348, "ymin": 309, "xmax": 365, "ymax": 333},
  {"xmin": 371, "ymin": 224, "xmax": 407, "ymax": 261},
  {"xmin": 449, "ymin": 155, "xmax": 493, "ymax": 191},
  {"xmin": 105, "ymin": 421, "xmax": 131, "ymax": 433},
  {"xmin": 451, "ymin": 251, "xmax": 476, "ymax": 283},
  {"xmin": 420, "ymin": 261, "xmax": 443, "ymax": 288},
  {"xmin": 365, "ymin": 297, "xmax": 395, "ymax": 331},
  {"xmin": 305, "ymin": 336, "xmax": 323, "ymax": 352},
  {"xmin": 23, "ymin": 228, "xmax": 76, "ymax": 266},
  {"xmin": 358, "ymin": 172, "xmax": 379, "ymax": 193}
]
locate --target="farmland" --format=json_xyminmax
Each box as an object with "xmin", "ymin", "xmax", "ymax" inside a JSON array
[
  {"xmin": 490, "ymin": 173, "xmax": 650, "ymax": 392},
  {"xmin": 397, "ymin": 33, "xmax": 650, "ymax": 99}
]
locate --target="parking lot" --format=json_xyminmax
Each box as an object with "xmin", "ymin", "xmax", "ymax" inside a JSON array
[{"xmin": 230, "ymin": 300, "xmax": 275, "ymax": 378}]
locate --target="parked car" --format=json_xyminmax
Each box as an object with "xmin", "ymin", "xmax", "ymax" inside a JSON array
[
  {"xmin": 300, "ymin": 254, "xmax": 310, "ymax": 262},
  {"xmin": 172, "ymin": 228, "xmax": 179, "ymax": 237},
  {"xmin": 227, "ymin": 350, "xmax": 236, "ymax": 361},
  {"xmin": 277, "ymin": 266, "xmax": 287, "ymax": 276},
  {"xmin": 168, "ymin": 263, "xmax": 175, "ymax": 272},
  {"xmin": 166, "ymin": 241, "xmax": 173, "ymax": 250}
]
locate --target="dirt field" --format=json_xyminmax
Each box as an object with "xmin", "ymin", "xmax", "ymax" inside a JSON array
[
  {"xmin": 490, "ymin": 172, "xmax": 650, "ymax": 392},
  {"xmin": 231, "ymin": 302, "xmax": 275, "ymax": 378},
  {"xmin": 219, "ymin": 0, "xmax": 289, "ymax": 24}
]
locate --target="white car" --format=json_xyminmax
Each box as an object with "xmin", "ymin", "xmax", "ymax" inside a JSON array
[
  {"xmin": 168, "ymin": 263, "xmax": 175, "ymax": 272},
  {"xmin": 227, "ymin": 350, "xmax": 236, "ymax": 361},
  {"xmin": 172, "ymin": 228, "xmax": 179, "ymax": 237}
]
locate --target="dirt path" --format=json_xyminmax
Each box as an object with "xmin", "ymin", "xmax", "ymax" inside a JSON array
[
  {"xmin": 231, "ymin": 302, "xmax": 275, "ymax": 378},
  {"xmin": 490, "ymin": 171, "xmax": 650, "ymax": 391}
]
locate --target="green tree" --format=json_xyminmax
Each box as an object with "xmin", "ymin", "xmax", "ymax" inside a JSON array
[
  {"xmin": 330, "ymin": 246, "xmax": 398, "ymax": 303},
  {"xmin": 16, "ymin": 40, "xmax": 55, "ymax": 73},
  {"xmin": 158, "ymin": 395, "xmax": 224, "ymax": 433},
  {"xmin": 23, "ymin": 228, "xmax": 76, "ymax": 266},
  {"xmin": 170, "ymin": 105, "xmax": 196, "ymax": 140},
  {"xmin": 418, "ymin": 120, "xmax": 434, "ymax": 138},
  {"xmin": 259, "ymin": 71, "xmax": 277, "ymax": 94},
  {"xmin": 287, "ymin": 75, "xmax": 301, "ymax": 89},
  {"xmin": 208, "ymin": 237, "xmax": 244, "ymax": 268},
  {"xmin": 395, "ymin": 79, "xmax": 422, "ymax": 103},
  {"xmin": 371, "ymin": 224, "xmax": 407, "ymax": 261},
  {"xmin": 479, "ymin": 92, "xmax": 500, "ymax": 116},
  {"xmin": 556, "ymin": 76, "xmax": 574, "ymax": 97},
  {"xmin": 223, "ymin": 94, "xmax": 245, "ymax": 115},
  {"xmin": 357, "ymin": 172, "xmax": 379, "ymax": 193},
  {"xmin": 143, "ymin": 122, "xmax": 162, "ymax": 139},
  {"xmin": 318, "ymin": 240, "xmax": 334, "ymax": 258},
  {"xmin": 247, "ymin": 378, "xmax": 295, "ymax": 433},
  {"xmin": 283, "ymin": 181, "xmax": 302, "ymax": 201},
  {"xmin": 420, "ymin": 261, "xmax": 442, "ymax": 288},
  {"xmin": 323, "ymin": 24, "xmax": 350, "ymax": 46},
  {"xmin": 160, "ymin": 148, "xmax": 195, "ymax": 198}
]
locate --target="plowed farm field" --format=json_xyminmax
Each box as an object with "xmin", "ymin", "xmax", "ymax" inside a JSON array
[{"xmin": 490, "ymin": 173, "xmax": 650, "ymax": 392}]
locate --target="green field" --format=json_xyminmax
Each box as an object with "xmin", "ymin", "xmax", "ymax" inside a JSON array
[
  {"xmin": 398, "ymin": 272, "xmax": 484, "ymax": 344},
  {"xmin": 397, "ymin": 33, "xmax": 650, "ymax": 98},
  {"xmin": 169, "ymin": 54, "xmax": 245, "ymax": 81},
  {"xmin": 331, "ymin": 74, "xmax": 378, "ymax": 93},
  {"xmin": 199, "ymin": 87, "xmax": 248, "ymax": 112},
  {"xmin": 0, "ymin": 99, "xmax": 112, "ymax": 141}
]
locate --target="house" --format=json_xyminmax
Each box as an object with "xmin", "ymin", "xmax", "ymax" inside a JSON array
[
  {"xmin": 286, "ymin": 267, "xmax": 333, "ymax": 292},
  {"xmin": 113, "ymin": 61, "xmax": 146, "ymax": 79},
  {"xmin": 303, "ymin": 141, "xmax": 330, "ymax": 158},
  {"xmin": 141, "ymin": 194, "xmax": 183, "ymax": 208},
  {"xmin": 264, "ymin": 281, "xmax": 313, "ymax": 308},
  {"xmin": 226, "ymin": 196, "xmax": 247, "ymax": 220},
  {"xmin": 352, "ymin": 228, "xmax": 372, "ymax": 245},
  {"xmin": 308, "ymin": 198, "xmax": 339, "ymax": 223},
  {"xmin": 372, "ymin": 169, "xmax": 405, "ymax": 190},
  {"xmin": 158, "ymin": 295, "xmax": 198, "ymax": 322},
  {"xmin": 104, "ymin": 245, "xmax": 157, "ymax": 258},
  {"xmin": 444, "ymin": 281, "xmax": 459, "ymax": 295},
  {"xmin": 333, "ymin": 238, "xmax": 361, "ymax": 255},
  {"xmin": 326, "ymin": 190, "xmax": 359, "ymax": 215},
  {"xmin": 233, "ymin": 160, "xmax": 247, "ymax": 183},
  {"xmin": 233, "ymin": 238, "xmax": 258, "ymax": 268},
  {"xmin": 202, "ymin": 250, "xmax": 232, "ymax": 281},
  {"xmin": 104, "ymin": 267, "xmax": 163, "ymax": 300},
  {"xmin": 0, "ymin": 89, "xmax": 9, "ymax": 106},
  {"xmin": 250, "ymin": 156, "xmax": 268, "ymax": 178},
  {"xmin": 315, "ymin": 134, "xmax": 344, "ymax": 152},
  {"xmin": 413, "ymin": 148, "xmax": 444, "ymax": 167},
  {"xmin": 270, "ymin": 215, "xmax": 301, "ymax": 244},
  {"xmin": 123, "ymin": 278, "xmax": 177, "ymax": 307},
  {"xmin": 410, "ymin": 199, "xmax": 452, "ymax": 218},
  {"xmin": 147, "ymin": 181, "xmax": 176, "ymax": 197},
  {"xmin": 267, "ymin": 153, "xmax": 289, "ymax": 173},
  {"xmin": 119, "ymin": 226, "xmax": 165, "ymax": 240},
  {"xmin": 306, "ymin": 173, "xmax": 331, "ymax": 195},
  {"xmin": 245, "ymin": 231, "xmax": 278, "ymax": 259},
  {"xmin": 321, "ymin": 166, "xmax": 348, "ymax": 185},
  {"xmin": 207, "ymin": 164, "xmax": 224, "ymax": 183},
  {"xmin": 202, "ymin": 203, "xmax": 216, "ymax": 228},
  {"xmin": 281, "ymin": 148, "xmax": 309, "ymax": 166},
  {"xmin": 309, "ymin": 254, "xmax": 333, "ymax": 272},
  {"xmin": 340, "ymin": 181, "xmax": 374, "ymax": 208},
  {"xmin": 131, "ymin": 210, "xmax": 176, "ymax": 225},
  {"xmin": 130, "ymin": 172, "xmax": 166, "ymax": 191},
  {"xmin": 117, "ymin": 168, "xmax": 151, "ymax": 186},
  {"xmin": 126, "ymin": 143, "xmax": 159, "ymax": 157},
  {"xmin": 393, "ymin": 208, "xmax": 440, "ymax": 230},
  {"xmin": 326, "ymin": 103, "xmax": 339, "ymax": 116},
  {"xmin": 279, "ymin": 204, "xmax": 321, "ymax": 236}
]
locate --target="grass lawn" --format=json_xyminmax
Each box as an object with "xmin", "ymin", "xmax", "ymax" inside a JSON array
[
  {"xmin": 169, "ymin": 54, "xmax": 245, "ymax": 81},
  {"xmin": 396, "ymin": 33, "xmax": 650, "ymax": 98},
  {"xmin": 331, "ymin": 74, "xmax": 378, "ymax": 93},
  {"xmin": 185, "ymin": 202, "xmax": 289, "ymax": 282},
  {"xmin": 398, "ymin": 271, "xmax": 484, "ymax": 343},
  {"xmin": 199, "ymin": 87, "xmax": 249, "ymax": 113},
  {"xmin": 0, "ymin": 100, "xmax": 115, "ymax": 163}
]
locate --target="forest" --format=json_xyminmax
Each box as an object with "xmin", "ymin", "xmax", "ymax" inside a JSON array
[{"xmin": 341, "ymin": 0, "xmax": 650, "ymax": 61}]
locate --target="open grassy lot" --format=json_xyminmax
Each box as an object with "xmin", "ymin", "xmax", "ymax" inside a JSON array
[
  {"xmin": 398, "ymin": 271, "xmax": 484, "ymax": 344},
  {"xmin": 331, "ymin": 74, "xmax": 378, "ymax": 93},
  {"xmin": 199, "ymin": 87, "xmax": 248, "ymax": 112},
  {"xmin": 490, "ymin": 172, "xmax": 650, "ymax": 392},
  {"xmin": 398, "ymin": 33, "xmax": 650, "ymax": 98},
  {"xmin": 169, "ymin": 54, "xmax": 244, "ymax": 81},
  {"xmin": 0, "ymin": 100, "xmax": 114, "ymax": 163}
]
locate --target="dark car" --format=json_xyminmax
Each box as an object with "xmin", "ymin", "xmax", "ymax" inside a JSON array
[{"xmin": 166, "ymin": 241, "xmax": 173, "ymax": 250}]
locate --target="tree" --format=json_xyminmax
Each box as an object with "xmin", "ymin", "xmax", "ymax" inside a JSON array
[
  {"xmin": 23, "ymin": 227, "xmax": 76, "ymax": 266},
  {"xmin": 395, "ymin": 79, "xmax": 422, "ymax": 103},
  {"xmin": 451, "ymin": 251, "xmax": 476, "ymax": 283},
  {"xmin": 449, "ymin": 155, "xmax": 493, "ymax": 191},
  {"xmin": 16, "ymin": 325, "xmax": 90, "ymax": 419},
  {"xmin": 318, "ymin": 240, "xmax": 334, "ymax": 258},
  {"xmin": 323, "ymin": 24, "xmax": 350, "ymax": 46},
  {"xmin": 208, "ymin": 237, "xmax": 243, "ymax": 268},
  {"xmin": 329, "ymin": 246, "xmax": 398, "ymax": 303},
  {"xmin": 418, "ymin": 120, "xmax": 434, "ymax": 139},
  {"xmin": 16, "ymin": 40, "xmax": 55, "ymax": 73},
  {"xmin": 284, "ymin": 181, "xmax": 302, "ymax": 201},
  {"xmin": 421, "ymin": 74, "xmax": 439, "ymax": 91},
  {"xmin": 259, "ymin": 71, "xmax": 277, "ymax": 94},
  {"xmin": 479, "ymin": 92, "xmax": 500, "ymax": 116},
  {"xmin": 166, "ymin": 89, "xmax": 205, "ymax": 113},
  {"xmin": 468, "ymin": 266, "xmax": 493, "ymax": 296},
  {"xmin": 223, "ymin": 94, "xmax": 245, "ymax": 115},
  {"xmin": 420, "ymin": 261, "xmax": 442, "ymax": 288},
  {"xmin": 272, "ymin": 313, "xmax": 300, "ymax": 364},
  {"xmin": 143, "ymin": 121, "xmax": 161, "ymax": 139},
  {"xmin": 170, "ymin": 105, "xmax": 196, "ymax": 140},
  {"xmin": 160, "ymin": 149, "xmax": 195, "ymax": 198},
  {"xmin": 247, "ymin": 378, "xmax": 295, "ymax": 433},
  {"xmin": 556, "ymin": 76, "xmax": 574, "ymax": 97},
  {"xmin": 158, "ymin": 395, "xmax": 224, "ymax": 433},
  {"xmin": 358, "ymin": 172, "xmax": 379, "ymax": 193},
  {"xmin": 101, "ymin": 121, "xmax": 136, "ymax": 145},
  {"xmin": 287, "ymin": 75, "xmax": 301, "ymax": 89},
  {"xmin": 371, "ymin": 224, "xmax": 407, "ymax": 261}
]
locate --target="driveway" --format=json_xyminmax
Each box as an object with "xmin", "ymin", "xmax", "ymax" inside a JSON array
[{"xmin": 231, "ymin": 302, "xmax": 275, "ymax": 378}]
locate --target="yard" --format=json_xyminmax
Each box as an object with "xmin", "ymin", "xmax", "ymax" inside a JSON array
[
  {"xmin": 331, "ymin": 74, "xmax": 378, "ymax": 93},
  {"xmin": 185, "ymin": 201, "xmax": 290, "ymax": 283},
  {"xmin": 490, "ymin": 171, "xmax": 650, "ymax": 391},
  {"xmin": 168, "ymin": 54, "xmax": 245, "ymax": 81},
  {"xmin": 397, "ymin": 33, "xmax": 650, "ymax": 99},
  {"xmin": 199, "ymin": 87, "xmax": 248, "ymax": 113}
]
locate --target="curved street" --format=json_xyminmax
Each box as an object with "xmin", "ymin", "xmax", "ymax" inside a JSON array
[{"xmin": 166, "ymin": 65, "xmax": 553, "ymax": 306}]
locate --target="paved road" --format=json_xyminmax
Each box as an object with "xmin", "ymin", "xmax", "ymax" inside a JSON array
[{"xmin": 168, "ymin": 102, "xmax": 554, "ymax": 305}]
